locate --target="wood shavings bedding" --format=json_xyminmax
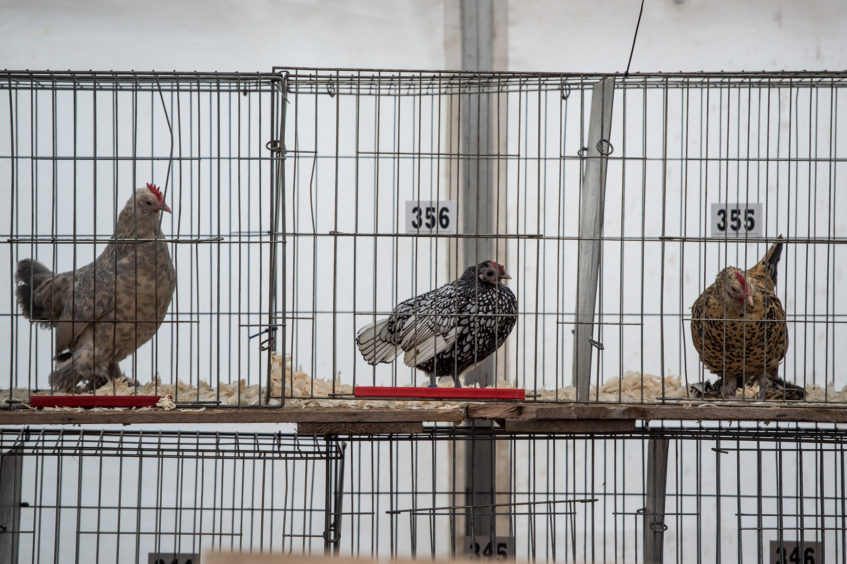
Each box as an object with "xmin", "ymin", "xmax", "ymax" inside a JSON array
[{"xmin": 3, "ymin": 357, "xmax": 847, "ymax": 408}]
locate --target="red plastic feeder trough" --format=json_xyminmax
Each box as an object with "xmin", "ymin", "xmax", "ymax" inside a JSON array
[
  {"xmin": 29, "ymin": 395, "xmax": 166, "ymax": 409},
  {"xmin": 353, "ymin": 386, "xmax": 525, "ymax": 400}
]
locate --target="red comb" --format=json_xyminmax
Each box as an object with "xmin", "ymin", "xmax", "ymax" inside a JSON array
[
  {"xmin": 146, "ymin": 182, "xmax": 164, "ymax": 204},
  {"xmin": 734, "ymin": 271, "xmax": 747, "ymax": 289}
]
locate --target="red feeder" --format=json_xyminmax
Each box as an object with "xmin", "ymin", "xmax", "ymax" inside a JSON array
[{"xmin": 29, "ymin": 395, "xmax": 166, "ymax": 409}]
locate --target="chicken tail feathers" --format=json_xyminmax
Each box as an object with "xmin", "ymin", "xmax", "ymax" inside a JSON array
[
  {"xmin": 15, "ymin": 259, "xmax": 54, "ymax": 323},
  {"xmin": 759, "ymin": 236, "xmax": 784, "ymax": 286},
  {"xmin": 356, "ymin": 318, "xmax": 401, "ymax": 365}
]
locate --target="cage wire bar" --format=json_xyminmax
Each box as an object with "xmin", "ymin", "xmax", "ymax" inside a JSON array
[
  {"xmin": 1, "ymin": 425, "xmax": 845, "ymax": 563},
  {"xmin": 275, "ymin": 68, "xmax": 847, "ymax": 405},
  {"xmin": 0, "ymin": 71, "xmax": 288, "ymax": 407}
]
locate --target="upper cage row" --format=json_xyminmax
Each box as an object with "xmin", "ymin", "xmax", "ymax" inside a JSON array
[{"xmin": 1, "ymin": 69, "xmax": 846, "ymax": 408}]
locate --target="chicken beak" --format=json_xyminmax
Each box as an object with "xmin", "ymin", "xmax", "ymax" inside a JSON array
[
  {"xmin": 161, "ymin": 203, "xmax": 172, "ymax": 214},
  {"xmin": 499, "ymin": 273, "xmax": 512, "ymax": 280},
  {"xmin": 746, "ymin": 293, "xmax": 754, "ymax": 307}
]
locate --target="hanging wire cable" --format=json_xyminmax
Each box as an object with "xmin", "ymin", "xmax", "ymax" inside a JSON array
[{"xmin": 625, "ymin": 0, "xmax": 646, "ymax": 76}]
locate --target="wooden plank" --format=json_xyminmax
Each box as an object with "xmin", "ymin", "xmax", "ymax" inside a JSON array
[
  {"xmin": 354, "ymin": 386, "xmax": 525, "ymax": 400},
  {"xmin": 470, "ymin": 402, "xmax": 847, "ymax": 424},
  {"xmin": 3, "ymin": 402, "xmax": 845, "ymax": 427},
  {"xmin": 29, "ymin": 395, "xmax": 164, "ymax": 408},
  {"xmin": 297, "ymin": 422, "xmax": 423, "ymax": 435},
  {"xmin": 573, "ymin": 76, "xmax": 615, "ymax": 401},
  {"xmin": 466, "ymin": 403, "xmax": 526, "ymax": 420},
  {"xmin": 0, "ymin": 407, "xmax": 465, "ymax": 425},
  {"xmin": 504, "ymin": 418, "xmax": 636, "ymax": 433},
  {"xmin": 204, "ymin": 552, "xmax": 483, "ymax": 564}
]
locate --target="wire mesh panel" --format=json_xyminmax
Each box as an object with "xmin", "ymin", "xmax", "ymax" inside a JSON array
[
  {"xmin": 329, "ymin": 425, "xmax": 847, "ymax": 563},
  {"xmin": 0, "ymin": 429, "xmax": 344, "ymax": 562},
  {"xmin": 0, "ymin": 71, "xmax": 286, "ymax": 406},
  {"xmin": 276, "ymin": 69, "xmax": 847, "ymax": 404},
  {"xmin": 2, "ymin": 426, "xmax": 843, "ymax": 563}
]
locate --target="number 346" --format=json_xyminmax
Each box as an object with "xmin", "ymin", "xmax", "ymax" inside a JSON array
[
  {"xmin": 774, "ymin": 545, "xmax": 816, "ymax": 564},
  {"xmin": 716, "ymin": 208, "xmax": 755, "ymax": 232}
]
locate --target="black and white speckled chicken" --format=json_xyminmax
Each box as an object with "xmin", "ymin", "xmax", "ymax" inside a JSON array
[{"xmin": 356, "ymin": 260, "xmax": 517, "ymax": 387}]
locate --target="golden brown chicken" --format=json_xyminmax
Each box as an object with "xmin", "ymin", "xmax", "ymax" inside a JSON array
[{"xmin": 690, "ymin": 239, "xmax": 798, "ymax": 399}]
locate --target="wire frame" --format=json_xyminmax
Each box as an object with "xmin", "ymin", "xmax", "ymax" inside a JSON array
[
  {"xmin": 276, "ymin": 68, "xmax": 847, "ymax": 403},
  {"xmin": 0, "ymin": 71, "xmax": 286, "ymax": 406},
  {"xmin": 2, "ymin": 69, "xmax": 847, "ymax": 407},
  {"xmin": 1, "ymin": 426, "xmax": 845, "ymax": 562}
]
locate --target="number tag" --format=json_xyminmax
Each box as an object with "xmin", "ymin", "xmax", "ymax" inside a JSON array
[
  {"xmin": 462, "ymin": 536, "xmax": 515, "ymax": 560},
  {"xmin": 710, "ymin": 203, "xmax": 763, "ymax": 237},
  {"xmin": 769, "ymin": 540, "xmax": 822, "ymax": 564},
  {"xmin": 405, "ymin": 200, "xmax": 457, "ymax": 235}
]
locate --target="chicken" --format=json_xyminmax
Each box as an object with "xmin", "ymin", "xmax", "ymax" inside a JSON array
[
  {"xmin": 689, "ymin": 239, "xmax": 796, "ymax": 399},
  {"xmin": 356, "ymin": 260, "xmax": 517, "ymax": 387},
  {"xmin": 15, "ymin": 183, "xmax": 175, "ymax": 391}
]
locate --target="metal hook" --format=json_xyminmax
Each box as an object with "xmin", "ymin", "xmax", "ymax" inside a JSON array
[{"xmin": 596, "ymin": 139, "xmax": 614, "ymax": 156}]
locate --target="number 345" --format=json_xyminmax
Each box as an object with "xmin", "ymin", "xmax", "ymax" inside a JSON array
[{"xmin": 716, "ymin": 208, "xmax": 755, "ymax": 232}]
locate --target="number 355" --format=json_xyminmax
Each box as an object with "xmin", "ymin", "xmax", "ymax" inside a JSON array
[{"xmin": 716, "ymin": 208, "xmax": 755, "ymax": 232}]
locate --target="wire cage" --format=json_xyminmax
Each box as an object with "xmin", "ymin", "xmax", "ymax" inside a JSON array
[
  {"xmin": 277, "ymin": 68, "xmax": 847, "ymax": 405},
  {"xmin": 0, "ymin": 429, "xmax": 344, "ymax": 562},
  {"xmin": 3, "ymin": 68, "xmax": 847, "ymax": 409},
  {"xmin": 1, "ymin": 426, "xmax": 844, "ymax": 563},
  {"xmin": 1, "ymin": 71, "xmax": 286, "ymax": 406}
]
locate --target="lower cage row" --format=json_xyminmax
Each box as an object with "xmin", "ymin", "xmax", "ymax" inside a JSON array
[{"xmin": 0, "ymin": 425, "xmax": 843, "ymax": 563}]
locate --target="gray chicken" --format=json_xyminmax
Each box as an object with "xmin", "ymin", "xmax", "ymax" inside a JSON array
[
  {"xmin": 15, "ymin": 183, "xmax": 176, "ymax": 391},
  {"xmin": 356, "ymin": 260, "xmax": 517, "ymax": 387}
]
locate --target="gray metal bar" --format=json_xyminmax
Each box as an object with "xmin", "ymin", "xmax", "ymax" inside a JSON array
[
  {"xmin": 460, "ymin": 0, "xmax": 496, "ymax": 366},
  {"xmin": 644, "ymin": 438, "xmax": 670, "ymax": 564},
  {"xmin": 457, "ymin": 1, "xmax": 507, "ymax": 558},
  {"xmin": 0, "ymin": 446, "xmax": 23, "ymax": 564},
  {"xmin": 573, "ymin": 76, "xmax": 615, "ymax": 400}
]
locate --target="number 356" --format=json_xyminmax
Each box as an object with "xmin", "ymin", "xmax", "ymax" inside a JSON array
[{"xmin": 411, "ymin": 206, "xmax": 451, "ymax": 230}]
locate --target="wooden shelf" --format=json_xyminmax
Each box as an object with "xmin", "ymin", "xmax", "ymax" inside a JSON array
[
  {"xmin": 1, "ymin": 402, "xmax": 846, "ymax": 429},
  {"xmin": 468, "ymin": 402, "xmax": 847, "ymax": 424},
  {"xmin": 0, "ymin": 407, "xmax": 464, "ymax": 426}
]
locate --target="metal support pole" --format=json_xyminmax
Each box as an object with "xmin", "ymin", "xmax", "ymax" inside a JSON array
[
  {"xmin": 455, "ymin": 0, "xmax": 512, "ymax": 558},
  {"xmin": 573, "ymin": 76, "xmax": 615, "ymax": 401},
  {"xmin": 644, "ymin": 438, "xmax": 670, "ymax": 564},
  {"xmin": 268, "ymin": 74, "xmax": 288, "ymax": 405},
  {"xmin": 460, "ymin": 0, "xmax": 495, "ymax": 391}
]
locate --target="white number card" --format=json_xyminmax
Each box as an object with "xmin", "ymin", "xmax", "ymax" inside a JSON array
[
  {"xmin": 405, "ymin": 200, "xmax": 457, "ymax": 235},
  {"xmin": 710, "ymin": 203, "xmax": 763, "ymax": 237}
]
